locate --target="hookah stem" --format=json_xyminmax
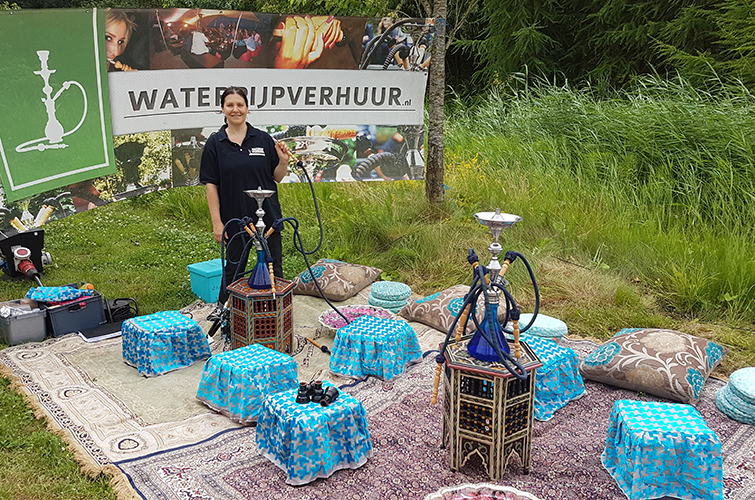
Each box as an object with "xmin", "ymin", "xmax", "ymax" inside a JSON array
[{"xmin": 264, "ymin": 226, "xmax": 276, "ymax": 294}]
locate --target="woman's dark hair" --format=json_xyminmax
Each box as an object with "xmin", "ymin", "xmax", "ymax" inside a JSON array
[{"xmin": 220, "ymin": 86, "xmax": 248, "ymax": 107}]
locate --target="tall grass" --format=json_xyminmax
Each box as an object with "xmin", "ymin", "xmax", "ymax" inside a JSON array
[{"xmin": 446, "ymin": 75, "xmax": 755, "ymax": 322}]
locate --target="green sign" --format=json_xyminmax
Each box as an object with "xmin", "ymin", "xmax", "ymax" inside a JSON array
[{"xmin": 0, "ymin": 9, "xmax": 115, "ymax": 203}]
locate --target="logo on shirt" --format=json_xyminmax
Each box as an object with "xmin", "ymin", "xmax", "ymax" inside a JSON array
[{"xmin": 248, "ymin": 147, "xmax": 265, "ymax": 156}]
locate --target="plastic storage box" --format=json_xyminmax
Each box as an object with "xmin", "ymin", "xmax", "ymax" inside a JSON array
[
  {"xmin": 188, "ymin": 258, "xmax": 223, "ymax": 304},
  {"xmin": 44, "ymin": 292, "xmax": 106, "ymax": 337},
  {"xmin": 0, "ymin": 301, "xmax": 47, "ymax": 346}
]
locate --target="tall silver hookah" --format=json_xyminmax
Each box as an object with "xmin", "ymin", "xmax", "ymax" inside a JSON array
[
  {"xmin": 244, "ymin": 187, "xmax": 276, "ymax": 293},
  {"xmin": 430, "ymin": 208, "xmax": 533, "ymax": 405},
  {"xmin": 473, "ymin": 208, "xmax": 525, "ymax": 359}
]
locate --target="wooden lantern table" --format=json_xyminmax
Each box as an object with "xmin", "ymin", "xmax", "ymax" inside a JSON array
[
  {"xmin": 227, "ymin": 277, "xmax": 295, "ymax": 354},
  {"xmin": 441, "ymin": 337, "xmax": 542, "ymax": 479}
]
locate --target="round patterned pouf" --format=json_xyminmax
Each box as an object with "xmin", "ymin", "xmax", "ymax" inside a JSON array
[
  {"xmin": 368, "ymin": 295, "xmax": 408, "ymax": 310},
  {"xmin": 715, "ymin": 367, "xmax": 755, "ymax": 425},
  {"xmin": 369, "ymin": 282, "xmax": 411, "ymax": 314},
  {"xmin": 369, "ymin": 281, "xmax": 412, "ymax": 301},
  {"xmin": 518, "ymin": 313, "xmax": 568, "ymax": 342}
]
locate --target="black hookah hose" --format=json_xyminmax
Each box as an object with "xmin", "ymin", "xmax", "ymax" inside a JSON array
[
  {"xmin": 219, "ymin": 219, "xmax": 257, "ymax": 300},
  {"xmin": 275, "ymin": 160, "xmax": 350, "ymax": 325},
  {"xmin": 497, "ymin": 251, "xmax": 540, "ymax": 335}
]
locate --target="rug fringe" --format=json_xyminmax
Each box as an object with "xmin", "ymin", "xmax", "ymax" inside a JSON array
[
  {"xmin": 105, "ymin": 464, "xmax": 143, "ymax": 500},
  {"xmin": 0, "ymin": 362, "xmax": 141, "ymax": 500}
]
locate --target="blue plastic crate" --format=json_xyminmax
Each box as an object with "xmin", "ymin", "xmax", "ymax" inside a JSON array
[{"xmin": 188, "ymin": 259, "xmax": 223, "ymax": 304}]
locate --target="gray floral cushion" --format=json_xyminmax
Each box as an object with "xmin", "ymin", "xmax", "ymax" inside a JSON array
[
  {"xmin": 292, "ymin": 259, "xmax": 381, "ymax": 301},
  {"xmin": 399, "ymin": 285, "xmax": 489, "ymax": 334},
  {"xmin": 580, "ymin": 328, "xmax": 727, "ymax": 404}
]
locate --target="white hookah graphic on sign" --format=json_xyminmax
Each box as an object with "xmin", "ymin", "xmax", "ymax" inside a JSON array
[{"xmin": 16, "ymin": 50, "xmax": 88, "ymax": 153}]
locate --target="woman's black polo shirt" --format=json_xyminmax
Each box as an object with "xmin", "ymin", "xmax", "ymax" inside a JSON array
[{"xmin": 199, "ymin": 123, "xmax": 282, "ymax": 228}]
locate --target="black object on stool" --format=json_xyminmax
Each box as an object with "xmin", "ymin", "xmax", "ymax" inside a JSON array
[
  {"xmin": 320, "ymin": 386, "xmax": 339, "ymax": 406},
  {"xmin": 310, "ymin": 380, "xmax": 324, "ymax": 403},
  {"xmin": 296, "ymin": 382, "xmax": 311, "ymax": 404}
]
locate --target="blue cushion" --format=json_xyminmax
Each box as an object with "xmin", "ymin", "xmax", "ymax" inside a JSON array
[
  {"xmin": 728, "ymin": 366, "xmax": 755, "ymax": 405},
  {"xmin": 369, "ymin": 281, "xmax": 411, "ymax": 301},
  {"xmin": 519, "ymin": 313, "xmax": 568, "ymax": 339}
]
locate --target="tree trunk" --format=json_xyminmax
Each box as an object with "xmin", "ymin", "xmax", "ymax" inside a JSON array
[{"xmin": 425, "ymin": 0, "xmax": 447, "ymax": 204}]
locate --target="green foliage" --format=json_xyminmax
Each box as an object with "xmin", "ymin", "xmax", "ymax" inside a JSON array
[
  {"xmin": 0, "ymin": 2, "xmax": 20, "ymax": 8},
  {"xmin": 447, "ymin": 76, "xmax": 755, "ymax": 323}
]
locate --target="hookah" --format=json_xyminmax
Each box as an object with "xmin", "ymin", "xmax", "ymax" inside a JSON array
[
  {"xmin": 16, "ymin": 50, "xmax": 88, "ymax": 153},
  {"xmin": 430, "ymin": 209, "xmax": 541, "ymax": 404},
  {"xmin": 208, "ymin": 157, "xmax": 351, "ymax": 339},
  {"xmin": 242, "ymin": 187, "xmax": 276, "ymax": 291}
]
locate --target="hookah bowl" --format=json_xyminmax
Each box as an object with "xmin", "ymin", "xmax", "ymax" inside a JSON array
[
  {"xmin": 466, "ymin": 209, "xmax": 522, "ymax": 362},
  {"xmin": 243, "ymin": 188, "xmax": 276, "ymax": 289}
]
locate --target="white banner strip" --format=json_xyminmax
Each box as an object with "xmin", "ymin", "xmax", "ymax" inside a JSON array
[{"xmin": 109, "ymin": 68, "xmax": 427, "ymax": 135}]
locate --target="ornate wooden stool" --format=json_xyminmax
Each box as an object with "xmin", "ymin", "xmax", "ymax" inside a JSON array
[
  {"xmin": 441, "ymin": 337, "xmax": 542, "ymax": 479},
  {"xmin": 227, "ymin": 277, "xmax": 295, "ymax": 353}
]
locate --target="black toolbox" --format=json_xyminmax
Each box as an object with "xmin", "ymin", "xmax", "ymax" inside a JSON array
[{"xmin": 42, "ymin": 285, "xmax": 106, "ymax": 337}]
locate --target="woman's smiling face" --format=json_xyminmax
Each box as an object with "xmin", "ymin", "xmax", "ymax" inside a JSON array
[
  {"xmin": 222, "ymin": 93, "xmax": 249, "ymax": 126},
  {"xmin": 105, "ymin": 20, "xmax": 129, "ymax": 62}
]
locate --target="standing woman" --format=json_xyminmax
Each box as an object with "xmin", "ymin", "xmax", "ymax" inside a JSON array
[{"xmin": 200, "ymin": 86, "xmax": 292, "ymax": 303}]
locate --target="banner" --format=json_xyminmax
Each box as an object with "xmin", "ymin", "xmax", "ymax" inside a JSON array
[
  {"xmin": 110, "ymin": 69, "xmax": 427, "ymax": 135},
  {"xmin": 0, "ymin": 9, "xmax": 115, "ymax": 205},
  {"xmin": 0, "ymin": 9, "xmax": 434, "ymax": 236}
]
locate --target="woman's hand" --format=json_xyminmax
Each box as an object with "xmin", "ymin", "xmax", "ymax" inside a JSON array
[
  {"xmin": 273, "ymin": 141, "xmax": 294, "ymax": 182},
  {"xmin": 275, "ymin": 140, "xmax": 294, "ymax": 163},
  {"xmin": 212, "ymin": 221, "xmax": 224, "ymax": 243}
]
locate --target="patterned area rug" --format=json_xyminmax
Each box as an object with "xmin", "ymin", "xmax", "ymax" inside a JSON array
[
  {"xmin": 115, "ymin": 339, "xmax": 755, "ymax": 500},
  {"xmin": 0, "ymin": 290, "xmax": 442, "ymax": 470}
]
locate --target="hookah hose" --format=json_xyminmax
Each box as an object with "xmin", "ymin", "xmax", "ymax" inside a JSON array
[
  {"xmin": 430, "ymin": 252, "xmax": 531, "ymax": 404},
  {"xmin": 218, "ymin": 218, "xmax": 265, "ymax": 299},
  {"xmin": 496, "ymin": 251, "xmax": 540, "ymax": 336},
  {"xmin": 471, "ymin": 263, "xmax": 528, "ymax": 380},
  {"xmin": 275, "ymin": 161, "xmax": 350, "ymax": 326}
]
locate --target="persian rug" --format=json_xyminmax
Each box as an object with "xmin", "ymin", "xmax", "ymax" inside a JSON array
[
  {"xmin": 115, "ymin": 339, "xmax": 755, "ymax": 500},
  {"xmin": 0, "ymin": 289, "xmax": 440, "ymax": 478}
]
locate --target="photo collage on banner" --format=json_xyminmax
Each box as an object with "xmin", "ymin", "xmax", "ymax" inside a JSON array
[{"xmin": 0, "ymin": 8, "xmax": 434, "ymax": 237}]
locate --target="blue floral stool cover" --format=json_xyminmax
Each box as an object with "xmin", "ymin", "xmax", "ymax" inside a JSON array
[
  {"xmin": 196, "ymin": 343, "xmax": 298, "ymax": 424},
  {"xmin": 715, "ymin": 366, "xmax": 755, "ymax": 425},
  {"xmin": 122, "ymin": 310, "xmax": 210, "ymax": 377},
  {"xmin": 521, "ymin": 333, "xmax": 585, "ymax": 420},
  {"xmin": 256, "ymin": 382, "xmax": 373, "ymax": 485},
  {"xmin": 602, "ymin": 400, "xmax": 723, "ymax": 500},
  {"xmin": 330, "ymin": 315, "xmax": 422, "ymax": 380},
  {"xmin": 518, "ymin": 313, "xmax": 568, "ymax": 342}
]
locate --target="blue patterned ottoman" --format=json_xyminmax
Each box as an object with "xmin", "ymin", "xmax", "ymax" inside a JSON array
[
  {"xmin": 602, "ymin": 400, "xmax": 723, "ymax": 500},
  {"xmin": 518, "ymin": 313, "xmax": 568, "ymax": 342},
  {"xmin": 521, "ymin": 333, "xmax": 585, "ymax": 420},
  {"xmin": 256, "ymin": 383, "xmax": 373, "ymax": 485},
  {"xmin": 330, "ymin": 314, "xmax": 422, "ymax": 380},
  {"xmin": 715, "ymin": 366, "xmax": 755, "ymax": 425},
  {"xmin": 196, "ymin": 343, "xmax": 298, "ymax": 424},
  {"xmin": 122, "ymin": 310, "xmax": 211, "ymax": 377}
]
